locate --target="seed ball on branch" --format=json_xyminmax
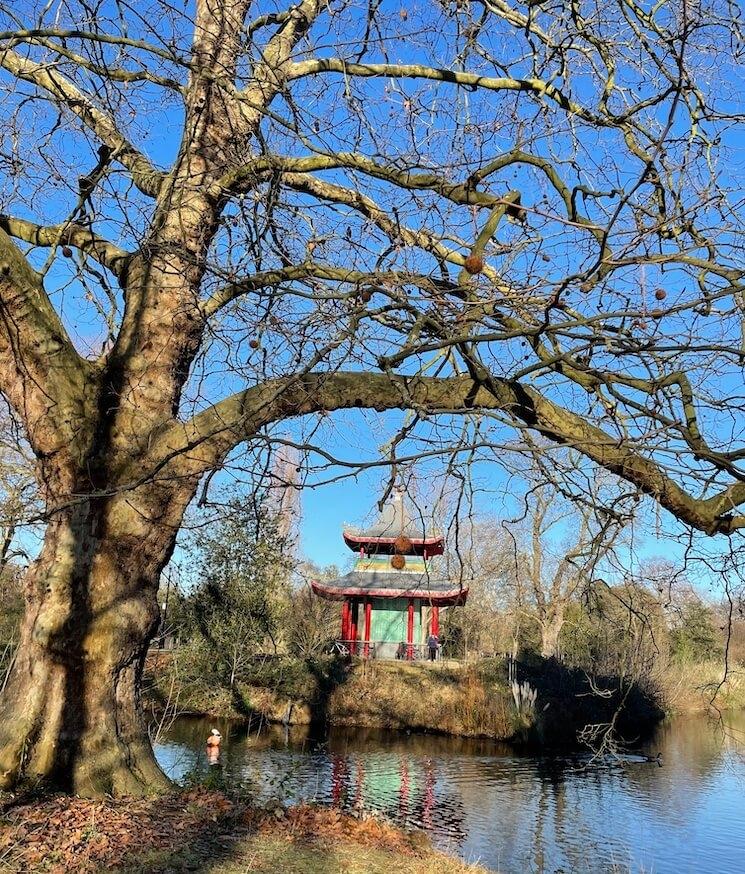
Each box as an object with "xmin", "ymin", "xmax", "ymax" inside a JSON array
[
  {"xmin": 391, "ymin": 554, "xmax": 406, "ymax": 570},
  {"xmin": 394, "ymin": 535, "xmax": 413, "ymax": 554},
  {"xmin": 249, "ymin": 338, "xmax": 260, "ymax": 349},
  {"xmin": 399, "ymin": 8, "xmax": 408, "ymax": 20},
  {"xmin": 360, "ymin": 288, "xmax": 373, "ymax": 303},
  {"xmin": 463, "ymin": 253, "xmax": 484, "ymax": 275},
  {"xmin": 655, "ymin": 288, "xmax": 667, "ymax": 301},
  {"xmin": 61, "ymin": 245, "xmax": 73, "ymax": 258}
]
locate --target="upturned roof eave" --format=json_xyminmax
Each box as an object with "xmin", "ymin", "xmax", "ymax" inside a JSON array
[
  {"xmin": 311, "ymin": 579, "xmax": 468, "ymax": 606},
  {"xmin": 342, "ymin": 531, "xmax": 445, "ymax": 555}
]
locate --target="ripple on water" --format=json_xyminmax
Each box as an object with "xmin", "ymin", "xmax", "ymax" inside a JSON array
[{"xmin": 155, "ymin": 713, "xmax": 745, "ymax": 874}]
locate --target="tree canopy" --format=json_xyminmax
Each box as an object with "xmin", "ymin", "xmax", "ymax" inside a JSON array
[
  {"xmin": 0, "ymin": 0, "xmax": 743, "ymax": 531},
  {"xmin": 0, "ymin": 0, "xmax": 743, "ymax": 795}
]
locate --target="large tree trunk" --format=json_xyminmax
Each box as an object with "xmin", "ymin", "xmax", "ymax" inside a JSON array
[
  {"xmin": 539, "ymin": 612, "xmax": 565, "ymax": 660},
  {"xmin": 0, "ymin": 484, "xmax": 192, "ymax": 796}
]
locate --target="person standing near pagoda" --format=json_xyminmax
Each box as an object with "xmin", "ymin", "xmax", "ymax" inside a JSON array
[{"xmin": 427, "ymin": 632, "xmax": 440, "ymax": 662}]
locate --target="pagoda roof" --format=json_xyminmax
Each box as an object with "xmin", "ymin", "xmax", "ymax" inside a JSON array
[
  {"xmin": 342, "ymin": 531, "xmax": 444, "ymax": 555},
  {"xmin": 311, "ymin": 572, "xmax": 467, "ymax": 606},
  {"xmin": 343, "ymin": 487, "xmax": 443, "ymax": 554},
  {"xmin": 313, "ymin": 553, "xmax": 466, "ymax": 605}
]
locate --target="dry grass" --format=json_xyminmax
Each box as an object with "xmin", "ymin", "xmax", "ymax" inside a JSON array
[
  {"xmin": 145, "ymin": 655, "xmax": 517, "ymax": 739},
  {"xmin": 657, "ymin": 660, "xmax": 745, "ymax": 714},
  {"xmin": 328, "ymin": 661, "xmax": 514, "ymax": 738},
  {"xmin": 191, "ymin": 833, "xmax": 490, "ymax": 873}
]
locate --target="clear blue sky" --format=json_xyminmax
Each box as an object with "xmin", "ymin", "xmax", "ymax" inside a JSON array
[{"xmin": 5, "ymin": 1, "xmax": 743, "ymax": 600}]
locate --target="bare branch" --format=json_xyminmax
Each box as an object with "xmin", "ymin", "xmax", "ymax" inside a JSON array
[{"xmin": 0, "ymin": 46, "xmax": 165, "ymax": 197}]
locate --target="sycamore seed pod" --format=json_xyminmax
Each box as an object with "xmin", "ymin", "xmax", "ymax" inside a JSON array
[{"xmin": 464, "ymin": 254, "xmax": 484, "ymax": 275}]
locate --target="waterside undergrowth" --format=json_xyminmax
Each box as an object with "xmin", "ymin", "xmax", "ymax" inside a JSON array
[{"xmin": 142, "ymin": 652, "xmax": 739, "ymax": 745}]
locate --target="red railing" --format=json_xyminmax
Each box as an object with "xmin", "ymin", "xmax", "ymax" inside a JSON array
[{"xmin": 330, "ymin": 641, "xmax": 439, "ymax": 661}]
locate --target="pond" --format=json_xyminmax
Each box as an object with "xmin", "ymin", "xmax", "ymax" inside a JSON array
[{"xmin": 155, "ymin": 711, "xmax": 745, "ymax": 873}]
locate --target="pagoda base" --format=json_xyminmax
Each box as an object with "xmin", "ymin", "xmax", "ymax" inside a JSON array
[{"xmin": 335, "ymin": 596, "xmax": 441, "ymax": 660}]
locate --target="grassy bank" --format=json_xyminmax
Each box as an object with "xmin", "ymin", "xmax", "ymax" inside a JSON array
[
  {"xmin": 0, "ymin": 790, "xmax": 489, "ymax": 874},
  {"xmin": 326, "ymin": 659, "xmax": 515, "ymax": 737},
  {"xmin": 146, "ymin": 653, "xmax": 519, "ymax": 739},
  {"xmin": 148, "ymin": 653, "xmax": 668, "ymax": 746},
  {"xmin": 656, "ymin": 659, "xmax": 745, "ymax": 714},
  {"xmin": 145, "ymin": 650, "xmax": 745, "ymax": 749}
]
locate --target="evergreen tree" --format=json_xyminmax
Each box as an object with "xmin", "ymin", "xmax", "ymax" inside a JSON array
[{"xmin": 182, "ymin": 497, "xmax": 293, "ymax": 688}]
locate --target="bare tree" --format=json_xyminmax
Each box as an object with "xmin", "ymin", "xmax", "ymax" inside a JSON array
[
  {"xmin": 0, "ymin": 0, "xmax": 742, "ymax": 795},
  {"xmin": 0, "ymin": 405, "xmax": 36, "ymax": 575},
  {"xmin": 520, "ymin": 483, "xmax": 626, "ymax": 659},
  {"xmin": 443, "ymin": 516, "xmax": 517, "ymax": 657},
  {"xmin": 287, "ymin": 564, "xmax": 339, "ymax": 657}
]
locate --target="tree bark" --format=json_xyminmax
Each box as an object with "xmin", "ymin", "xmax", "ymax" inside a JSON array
[
  {"xmin": 539, "ymin": 613, "xmax": 564, "ymax": 660},
  {"xmin": 0, "ymin": 481, "xmax": 193, "ymax": 796}
]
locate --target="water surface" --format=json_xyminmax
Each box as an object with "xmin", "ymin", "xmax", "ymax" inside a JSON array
[{"xmin": 155, "ymin": 712, "xmax": 745, "ymax": 873}]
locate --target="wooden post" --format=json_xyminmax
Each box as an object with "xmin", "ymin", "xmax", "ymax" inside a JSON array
[
  {"xmin": 341, "ymin": 599, "xmax": 350, "ymax": 643},
  {"xmin": 406, "ymin": 598, "xmax": 414, "ymax": 660},
  {"xmin": 350, "ymin": 599, "xmax": 359, "ymax": 655},
  {"xmin": 363, "ymin": 598, "xmax": 372, "ymax": 658}
]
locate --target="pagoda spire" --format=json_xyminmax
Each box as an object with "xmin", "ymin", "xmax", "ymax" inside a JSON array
[{"xmin": 341, "ymin": 487, "xmax": 444, "ymax": 556}]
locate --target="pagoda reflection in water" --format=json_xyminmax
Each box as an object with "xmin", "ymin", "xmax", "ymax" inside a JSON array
[{"xmin": 329, "ymin": 748, "xmax": 466, "ymax": 842}]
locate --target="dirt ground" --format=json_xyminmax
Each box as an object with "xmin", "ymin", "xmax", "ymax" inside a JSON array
[{"xmin": 0, "ymin": 789, "xmax": 490, "ymax": 873}]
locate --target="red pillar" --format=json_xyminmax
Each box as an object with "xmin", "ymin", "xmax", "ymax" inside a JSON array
[
  {"xmin": 363, "ymin": 598, "xmax": 372, "ymax": 658},
  {"xmin": 341, "ymin": 599, "xmax": 350, "ymax": 642},
  {"xmin": 406, "ymin": 598, "xmax": 414, "ymax": 660},
  {"xmin": 431, "ymin": 605, "xmax": 439, "ymax": 636},
  {"xmin": 350, "ymin": 599, "xmax": 359, "ymax": 655}
]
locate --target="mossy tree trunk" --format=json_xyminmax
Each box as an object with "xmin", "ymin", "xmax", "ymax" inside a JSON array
[{"xmin": 0, "ymin": 477, "xmax": 197, "ymax": 795}]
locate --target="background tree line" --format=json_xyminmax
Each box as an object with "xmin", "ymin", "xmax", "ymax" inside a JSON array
[
  {"xmin": 146, "ymin": 482, "xmax": 741, "ymax": 716},
  {"xmin": 1, "ymin": 433, "xmax": 738, "ymax": 714}
]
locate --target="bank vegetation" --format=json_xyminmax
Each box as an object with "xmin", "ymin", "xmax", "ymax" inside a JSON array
[{"xmin": 133, "ymin": 493, "xmax": 745, "ymax": 745}]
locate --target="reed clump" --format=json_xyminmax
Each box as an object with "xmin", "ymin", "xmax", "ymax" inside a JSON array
[{"xmin": 656, "ymin": 659, "xmax": 745, "ymax": 714}]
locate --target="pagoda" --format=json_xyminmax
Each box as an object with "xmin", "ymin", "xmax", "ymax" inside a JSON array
[{"xmin": 312, "ymin": 488, "xmax": 468, "ymax": 659}]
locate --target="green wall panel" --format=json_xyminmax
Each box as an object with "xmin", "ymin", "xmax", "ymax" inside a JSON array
[{"xmin": 368, "ymin": 598, "xmax": 421, "ymax": 643}]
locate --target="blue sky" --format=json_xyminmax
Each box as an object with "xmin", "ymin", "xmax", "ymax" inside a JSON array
[{"xmin": 3, "ymin": 2, "xmax": 744, "ymax": 599}]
